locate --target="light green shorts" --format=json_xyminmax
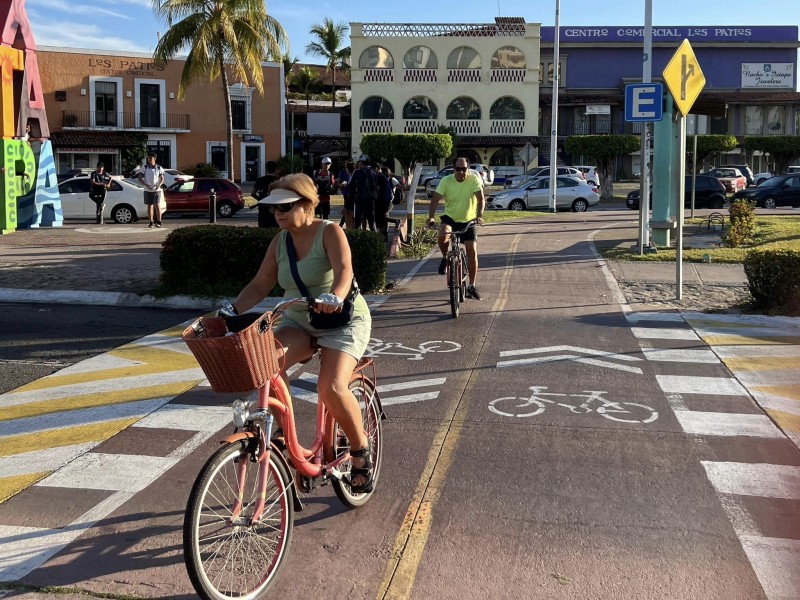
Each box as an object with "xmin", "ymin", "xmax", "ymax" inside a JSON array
[{"xmin": 276, "ymin": 312, "xmax": 372, "ymax": 361}]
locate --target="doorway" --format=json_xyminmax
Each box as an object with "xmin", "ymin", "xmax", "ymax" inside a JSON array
[{"xmin": 245, "ymin": 145, "xmax": 260, "ymax": 181}]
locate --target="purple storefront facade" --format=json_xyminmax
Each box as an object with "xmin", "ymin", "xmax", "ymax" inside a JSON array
[{"xmin": 538, "ymin": 26, "xmax": 800, "ymax": 174}]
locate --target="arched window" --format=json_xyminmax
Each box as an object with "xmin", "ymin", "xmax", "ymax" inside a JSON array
[
  {"xmin": 491, "ymin": 46, "xmax": 526, "ymax": 69},
  {"xmin": 447, "ymin": 46, "xmax": 481, "ymax": 69},
  {"xmin": 359, "ymin": 46, "xmax": 394, "ymax": 69},
  {"xmin": 403, "ymin": 96, "xmax": 438, "ymax": 119},
  {"xmin": 490, "ymin": 97, "xmax": 525, "ymax": 120},
  {"xmin": 403, "ymin": 46, "xmax": 438, "ymax": 69},
  {"xmin": 447, "ymin": 97, "xmax": 481, "ymax": 120},
  {"xmin": 360, "ymin": 96, "xmax": 394, "ymax": 119}
]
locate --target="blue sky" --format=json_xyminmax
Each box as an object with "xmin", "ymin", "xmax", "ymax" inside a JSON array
[{"xmin": 26, "ymin": 0, "xmax": 800, "ymax": 61}]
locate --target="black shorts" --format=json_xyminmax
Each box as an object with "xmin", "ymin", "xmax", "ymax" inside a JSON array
[
  {"xmin": 343, "ymin": 192, "xmax": 354, "ymax": 212},
  {"xmin": 440, "ymin": 214, "xmax": 477, "ymax": 242}
]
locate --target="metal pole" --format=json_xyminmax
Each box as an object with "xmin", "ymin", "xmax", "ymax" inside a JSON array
[
  {"xmin": 548, "ymin": 0, "xmax": 560, "ymax": 213},
  {"xmin": 638, "ymin": 0, "xmax": 653, "ymax": 254},
  {"xmin": 690, "ymin": 134, "xmax": 698, "ymax": 218},
  {"xmin": 290, "ymin": 106, "xmax": 294, "ymax": 170},
  {"xmin": 676, "ymin": 115, "xmax": 686, "ymax": 300}
]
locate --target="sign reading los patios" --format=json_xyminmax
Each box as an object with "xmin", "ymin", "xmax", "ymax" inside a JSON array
[
  {"xmin": 741, "ymin": 63, "xmax": 794, "ymax": 89},
  {"xmin": 88, "ymin": 57, "xmax": 164, "ymax": 77}
]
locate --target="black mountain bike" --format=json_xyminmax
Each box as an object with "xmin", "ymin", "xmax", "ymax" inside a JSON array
[{"xmin": 443, "ymin": 221, "xmax": 476, "ymax": 318}]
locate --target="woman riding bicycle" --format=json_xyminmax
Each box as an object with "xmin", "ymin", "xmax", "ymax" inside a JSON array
[{"xmin": 225, "ymin": 173, "xmax": 375, "ymax": 493}]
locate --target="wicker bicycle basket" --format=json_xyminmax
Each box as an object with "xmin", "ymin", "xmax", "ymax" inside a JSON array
[{"xmin": 182, "ymin": 312, "xmax": 281, "ymax": 393}]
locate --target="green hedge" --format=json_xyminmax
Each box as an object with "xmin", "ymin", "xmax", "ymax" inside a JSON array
[
  {"xmin": 159, "ymin": 225, "xmax": 386, "ymax": 298},
  {"xmin": 743, "ymin": 248, "xmax": 800, "ymax": 314}
]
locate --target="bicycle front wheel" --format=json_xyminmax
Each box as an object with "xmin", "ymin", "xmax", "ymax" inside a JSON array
[
  {"xmin": 448, "ymin": 254, "xmax": 460, "ymax": 318},
  {"xmin": 184, "ymin": 440, "xmax": 294, "ymax": 600},
  {"xmin": 328, "ymin": 377, "xmax": 384, "ymax": 509}
]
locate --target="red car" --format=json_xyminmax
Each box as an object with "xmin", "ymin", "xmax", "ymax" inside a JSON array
[
  {"xmin": 163, "ymin": 178, "xmax": 245, "ymax": 218},
  {"xmin": 707, "ymin": 167, "xmax": 747, "ymax": 194}
]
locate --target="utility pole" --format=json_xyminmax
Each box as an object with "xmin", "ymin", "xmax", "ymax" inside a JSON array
[
  {"xmin": 548, "ymin": 0, "xmax": 560, "ymax": 213},
  {"xmin": 638, "ymin": 0, "xmax": 653, "ymax": 254}
]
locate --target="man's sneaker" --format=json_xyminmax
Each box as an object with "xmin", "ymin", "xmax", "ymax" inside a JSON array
[
  {"xmin": 155, "ymin": 223, "xmax": 162, "ymax": 228},
  {"xmin": 438, "ymin": 258, "xmax": 447, "ymax": 275},
  {"xmin": 466, "ymin": 285, "xmax": 482, "ymax": 300},
  {"xmin": 148, "ymin": 222, "xmax": 154, "ymax": 228}
]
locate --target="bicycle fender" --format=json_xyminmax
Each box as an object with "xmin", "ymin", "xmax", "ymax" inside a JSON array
[{"xmin": 220, "ymin": 431, "xmax": 257, "ymax": 444}]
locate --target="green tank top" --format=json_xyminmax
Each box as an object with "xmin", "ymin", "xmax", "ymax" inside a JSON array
[{"xmin": 276, "ymin": 220, "xmax": 369, "ymax": 322}]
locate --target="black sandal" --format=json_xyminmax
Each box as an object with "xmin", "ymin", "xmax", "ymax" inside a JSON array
[{"xmin": 347, "ymin": 446, "xmax": 374, "ymax": 494}]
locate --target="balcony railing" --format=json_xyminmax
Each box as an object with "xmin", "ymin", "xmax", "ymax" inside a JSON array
[
  {"xmin": 404, "ymin": 69, "xmax": 437, "ymax": 83},
  {"xmin": 490, "ymin": 69, "xmax": 526, "ymax": 83},
  {"xmin": 448, "ymin": 120, "xmax": 480, "ymax": 134},
  {"xmin": 447, "ymin": 69, "xmax": 481, "ymax": 83},
  {"xmin": 363, "ymin": 69, "xmax": 393, "ymax": 82},
  {"xmin": 62, "ymin": 110, "xmax": 190, "ymax": 130},
  {"xmin": 403, "ymin": 119, "xmax": 438, "ymax": 134},
  {"xmin": 360, "ymin": 119, "xmax": 393, "ymax": 134},
  {"xmin": 490, "ymin": 119, "xmax": 525, "ymax": 134}
]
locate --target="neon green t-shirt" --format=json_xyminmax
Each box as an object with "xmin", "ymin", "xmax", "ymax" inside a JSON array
[{"xmin": 435, "ymin": 173, "xmax": 483, "ymax": 222}]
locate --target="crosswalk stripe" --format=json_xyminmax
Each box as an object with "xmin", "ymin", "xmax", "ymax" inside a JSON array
[
  {"xmin": 0, "ymin": 473, "xmax": 51, "ymax": 505},
  {"xmin": 132, "ymin": 404, "xmax": 231, "ymax": 432},
  {"xmin": 630, "ymin": 327, "xmax": 699, "ymax": 340},
  {"xmin": 641, "ymin": 348, "xmax": 719, "ymax": 363},
  {"xmin": 720, "ymin": 356, "xmax": 800, "ymax": 373},
  {"xmin": 625, "ymin": 312, "xmax": 685, "ymax": 323},
  {"xmin": 0, "ymin": 443, "xmax": 98, "ymax": 478},
  {"xmin": 656, "ymin": 374, "xmax": 748, "ymax": 396},
  {"xmin": 381, "ymin": 392, "xmax": 440, "ymax": 406},
  {"xmin": 713, "ymin": 345, "xmax": 800, "ymax": 360},
  {"xmin": 739, "ymin": 535, "xmax": 800, "ymax": 600},
  {"xmin": 377, "ymin": 378, "xmax": 447, "ymax": 392},
  {"xmin": 673, "ymin": 411, "xmax": 784, "ymax": 438},
  {"xmin": 701, "ymin": 461, "xmax": 800, "ymax": 500},
  {"xmin": 700, "ymin": 334, "xmax": 800, "ymax": 346},
  {"xmin": 36, "ymin": 453, "xmax": 178, "ymax": 493},
  {"xmin": 0, "ymin": 417, "xmax": 140, "ymax": 458}
]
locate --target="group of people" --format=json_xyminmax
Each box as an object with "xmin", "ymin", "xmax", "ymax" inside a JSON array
[{"xmin": 89, "ymin": 152, "xmax": 165, "ymax": 227}]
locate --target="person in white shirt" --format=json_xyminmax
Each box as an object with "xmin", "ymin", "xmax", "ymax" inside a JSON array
[{"xmin": 137, "ymin": 153, "xmax": 165, "ymax": 228}]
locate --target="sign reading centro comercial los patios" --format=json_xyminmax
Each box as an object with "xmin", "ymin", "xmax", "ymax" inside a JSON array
[
  {"xmin": 88, "ymin": 57, "xmax": 165, "ymax": 77},
  {"xmin": 540, "ymin": 26, "xmax": 797, "ymax": 44}
]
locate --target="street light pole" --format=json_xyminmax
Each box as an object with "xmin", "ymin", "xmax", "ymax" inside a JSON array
[
  {"xmin": 638, "ymin": 0, "xmax": 653, "ymax": 254},
  {"xmin": 548, "ymin": 0, "xmax": 560, "ymax": 213}
]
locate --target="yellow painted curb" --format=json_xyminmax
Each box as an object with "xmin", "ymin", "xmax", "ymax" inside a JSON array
[{"xmin": 0, "ymin": 417, "xmax": 141, "ymax": 457}]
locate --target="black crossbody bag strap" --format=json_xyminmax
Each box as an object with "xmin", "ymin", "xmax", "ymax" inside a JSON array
[{"xmin": 284, "ymin": 233, "xmax": 310, "ymax": 299}]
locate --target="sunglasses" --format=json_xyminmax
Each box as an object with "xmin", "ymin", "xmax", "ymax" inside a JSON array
[
  {"xmin": 269, "ymin": 200, "xmax": 302, "ymax": 214},
  {"xmin": 454, "ymin": 167, "xmax": 468, "ymax": 173}
]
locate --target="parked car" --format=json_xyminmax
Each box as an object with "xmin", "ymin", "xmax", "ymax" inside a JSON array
[
  {"xmin": 130, "ymin": 166, "xmax": 193, "ymax": 188},
  {"xmin": 574, "ymin": 165, "xmax": 600, "ymax": 186},
  {"xmin": 733, "ymin": 173, "xmax": 800, "ymax": 209},
  {"xmin": 753, "ymin": 171, "xmax": 773, "ymax": 186},
  {"xmin": 626, "ymin": 175, "xmax": 727, "ymax": 210},
  {"xmin": 473, "ymin": 164, "xmax": 495, "ymax": 185},
  {"xmin": 163, "ymin": 177, "xmax": 245, "ymax": 217},
  {"xmin": 57, "ymin": 168, "xmax": 93, "ymax": 183},
  {"xmin": 425, "ymin": 167, "xmax": 482, "ymax": 198},
  {"xmin": 422, "ymin": 163, "xmax": 493, "ymax": 191},
  {"xmin": 486, "ymin": 176, "xmax": 599, "ymax": 212},
  {"xmin": 787, "ymin": 165, "xmax": 800, "ymax": 175},
  {"xmin": 504, "ymin": 166, "xmax": 583, "ymax": 189},
  {"xmin": 720, "ymin": 164, "xmax": 755, "ymax": 187},
  {"xmin": 57, "ymin": 176, "xmax": 163, "ymax": 224},
  {"xmin": 421, "ymin": 166, "xmax": 453, "ymax": 188},
  {"xmin": 706, "ymin": 167, "xmax": 747, "ymax": 193}
]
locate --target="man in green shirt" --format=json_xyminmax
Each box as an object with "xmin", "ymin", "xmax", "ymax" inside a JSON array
[{"xmin": 427, "ymin": 157, "xmax": 485, "ymax": 300}]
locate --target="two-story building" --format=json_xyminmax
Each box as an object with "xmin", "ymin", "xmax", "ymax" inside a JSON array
[
  {"xmin": 38, "ymin": 47, "xmax": 285, "ymax": 182},
  {"xmin": 350, "ymin": 18, "xmax": 541, "ymax": 172}
]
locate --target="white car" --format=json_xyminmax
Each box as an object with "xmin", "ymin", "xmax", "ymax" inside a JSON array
[
  {"xmin": 574, "ymin": 165, "xmax": 600, "ymax": 186},
  {"xmin": 58, "ymin": 176, "xmax": 165, "ymax": 224},
  {"xmin": 486, "ymin": 176, "xmax": 600, "ymax": 212},
  {"xmin": 753, "ymin": 171, "xmax": 773, "ymax": 186},
  {"xmin": 504, "ymin": 166, "xmax": 584, "ymax": 189}
]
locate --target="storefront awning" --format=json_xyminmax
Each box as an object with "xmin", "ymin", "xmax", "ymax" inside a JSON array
[{"xmin": 50, "ymin": 131, "xmax": 145, "ymax": 150}]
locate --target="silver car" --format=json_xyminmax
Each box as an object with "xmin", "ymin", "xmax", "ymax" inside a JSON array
[
  {"xmin": 504, "ymin": 166, "xmax": 584, "ymax": 189},
  {"xmin": 487, "ymin": 176, "xmax": 600, "ymax": 212}
]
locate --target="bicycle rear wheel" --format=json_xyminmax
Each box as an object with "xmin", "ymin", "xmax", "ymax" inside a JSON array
[
  {"xmin": 448, "ymin": 254, "xmax": 460, "ymax": 318},
  {"xmin": 328, "ymin": 377, "xmax": 384, "ymax": 509},
  {"xmin": 184, "ymin": 440, "xmax": 294, "ymax": 600}
]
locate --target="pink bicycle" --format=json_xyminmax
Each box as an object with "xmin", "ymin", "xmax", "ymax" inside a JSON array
[{"xmin": 182, "ymin": 298, "xmax": 385, "ymax": 600}]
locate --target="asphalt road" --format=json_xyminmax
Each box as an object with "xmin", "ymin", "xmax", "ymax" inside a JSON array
[{"xmin": 0, "ymin": 214, "xmax": 797, "ymax": 599}]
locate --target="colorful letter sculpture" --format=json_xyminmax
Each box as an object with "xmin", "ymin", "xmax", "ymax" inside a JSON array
[{"xmin": 0, "ymin": 0, "xmax": 61, "ymax": 233}]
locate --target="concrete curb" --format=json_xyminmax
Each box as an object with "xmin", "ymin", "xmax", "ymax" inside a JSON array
[{"xmin": 0, "ymin": 287, "xmax": 385, "ymax": 310}]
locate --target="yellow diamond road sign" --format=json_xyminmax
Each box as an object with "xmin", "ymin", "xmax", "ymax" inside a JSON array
[{"xmin": 662, "ymin": 39, "xmax": 706, "ymax": 116}]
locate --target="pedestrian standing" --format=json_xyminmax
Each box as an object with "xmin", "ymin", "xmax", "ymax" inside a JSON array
[
  {"xmin": 252, "ymin": 160, "xmax": 281, "ymax": 228},
  {"xmin": 313, "ymin": 157, "xmax": 335, "ymax": 220},
  {"xmin": 89, "ymin": 162, "xmax": 112, "ymax": 224},
  {"xmin": 350, "ymin": 155, "xmax": 378, "ymax": 231},
  {"xmin": 373, "ymin": 163, "xmax": 392, "ymax": 240},
  {"xmin": 137, "ymin": 153, "xmax": 165, "ymax": 228},
  {"xmin": 337, "ymin": 160, "xmax": 355, "ymax": 229}
]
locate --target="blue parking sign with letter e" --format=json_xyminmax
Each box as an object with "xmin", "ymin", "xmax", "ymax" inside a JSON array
[{"xmin": 625, "ymin": 83, "xmax": 664, "ymax": 122}]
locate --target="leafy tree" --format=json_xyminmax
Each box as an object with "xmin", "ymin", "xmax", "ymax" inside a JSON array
[
  {"xmin": 280, "ymin": 51, "xmax": 299, "ymax": 97},
  {"xmin": 686, "ymin": 134, "xmax": 738, "ymax": 171},
  {"xmin": 306, "ymin": 18, "xmax": 351, "ymax": 108},
  {"xmin": 436, "ymin": 124, "xmax": 458, "ymax": 163},
  {"xmin": 565, "ymin": 134, "xmax": 640, "ymax": 199},
  {"xmin": 121, "ymin": 133, "xmax": 149, "ymax": 175},
  {"xmin": 152, "ymin": 0, "xmax": 288, "ymax": 181},
  {"xmin": 745, "ymin": 136, "xmax": 800, "ymax": 174},
  {"xmin": 291, "ymin": 67, "xmax": 321, "ymax": 112}
]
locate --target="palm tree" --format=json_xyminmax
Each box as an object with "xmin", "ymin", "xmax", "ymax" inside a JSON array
[
  {"xmin": 280, "ymin": 51, "xmax": 299, "ymax": 98},
  {"xmin": 292, "ymin": 67, "xmax": 321, "ymax": 113},
  {"xmin": 152, "ymin": 0, "xmax": 288, "ymax": 181},
  {"xmin": 305, "ymin": 18, "xmax": 350, "ymax": 108}
]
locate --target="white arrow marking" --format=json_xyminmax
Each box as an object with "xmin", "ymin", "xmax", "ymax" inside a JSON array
[
  {"xmin": 499, "ymin": 345, "xmax": 642, "ymax": 361},
  {"xmin": 498, "ymin": 346, "xmax": 643, "ymax": 373}
]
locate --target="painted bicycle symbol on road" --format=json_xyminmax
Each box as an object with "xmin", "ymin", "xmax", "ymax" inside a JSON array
[
  {"xmin": 489, "ymin": 386, "xmax": 659, "ymax": 424},
  {"xmin": 365, "ymin": 338, "xmax": 461, "ymax": 361}
]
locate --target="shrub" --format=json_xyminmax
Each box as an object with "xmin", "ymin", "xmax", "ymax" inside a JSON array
[
  {"xmin": 723, "ymin": 199, "xmax": 757, "ymax": 247},
  {"xmin": 159, "ymin": 225, "xmax": 387, "ymax": 298},
  {"xmin": 181, "ymin": 162, "xmax": 221, "ymax": 178},
  {"xmin": 743, "ymin": 249, "xmax": 800, "ymax": 314}
]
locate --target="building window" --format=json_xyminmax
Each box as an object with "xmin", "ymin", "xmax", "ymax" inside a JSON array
[
  {"xmin": 447, "ymin": 97, "xmax": 481, "ymax": 120},
  {"xmin": 403, "ymin": 46, "xmax": 437, "ymax": 69},
  {"xmin": 232, "ymin": 99, "xmax": 247, "ymax": 130},
  {"xmin": 447, "ymin": 46, "xmax": 481, "ymax": 69},
  {"xmin": 147, "ymin": 140, "xmax": 171, "ymax": 169},
  {"xmin": 492, "ymin": 46, "xmax": 526, "ymax": 69},
  {"xmin": 403, "ymin": 96, "xmax": 438, "ymax": 120},
  {"xmin": 95, "ymin": 80, "xmax": 117, "ymax": 126},
  {"xmin": 208, "ymin": 142, "xmax": 227, "ymax": 173},
  {"xmin": 139, "ymin": 82, "xmax": 162, "ymax": 128},
  {"xmin": 540, "ymin": 59, "xmax": 566, "ymax": 87},
  {"xmin": 490, "ymin": 97, "xmax": 525, "ymax": 120},
  {"xmin": 360, "ymin": 96, "xmax": 394, "ymax": 119},
  {"xmin": 359, "ymin": 46, "xmax": 394, "ymax": 69},
  {"xmin": 746, "ymin": 106, "xmax": 763, "ymax": 135}
]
